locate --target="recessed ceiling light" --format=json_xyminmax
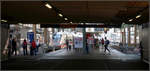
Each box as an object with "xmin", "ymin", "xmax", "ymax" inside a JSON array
[
  {"xmin": 1, "ymin": 20, "xmax": 7, "ymax": 22},
  {"xmin": 122, "ymin": 22, "xmax": 125, "ymax": 24},
  {"xmin": 64, "ymin": 18, "xmax": 68, "ymax": 20},
  {"xmin": 136, "ymin": 15, "xmax": 141, "ymax": 19},
  {"xmin": 129, "ymin": 19, "xmax": 133, "ymax": 22},
  {"xmin": 18, "ymin": 23, "xmax": 23, "ymax": 25},
  {"xmin": 45, "ymin": 3, "xmax": 52, "ymax": 9},
  {"xmin": 59, "ymin": 13, "xmax": 63, "ymax": 17}
]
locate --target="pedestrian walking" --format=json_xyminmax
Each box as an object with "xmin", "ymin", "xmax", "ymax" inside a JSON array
[
  {"xmin": 104, "ymin": 37, "xmax": 110, "ymax": 53},
  {"xmin": 22, "ymin": 39, "xmax": 28, "ymax": 56},
  {"xmin": 11, "ymin": 38, "xmax": 17, "ymax": 55}
]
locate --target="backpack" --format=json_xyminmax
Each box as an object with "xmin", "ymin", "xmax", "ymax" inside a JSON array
[
  {"xmin": 32, "ymin": 42, "xmax": 36, "ymax": 48},
  {"xmin": 106, "ymin": 40, "xmax": 110, "ymax": 45},
  {"xmin": 23, "ymin": 42, "xmax": 27, "ymax": 47}
]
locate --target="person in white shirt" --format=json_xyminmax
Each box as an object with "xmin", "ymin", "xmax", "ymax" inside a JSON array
[{"xmin": 36, "ymin": 39, "xmax": 40, "ymax": 52}]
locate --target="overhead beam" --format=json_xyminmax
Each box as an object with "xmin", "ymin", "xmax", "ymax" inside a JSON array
[{"xmin": 40, "ymin": 24, "xmax": 121, "ymax": 28}]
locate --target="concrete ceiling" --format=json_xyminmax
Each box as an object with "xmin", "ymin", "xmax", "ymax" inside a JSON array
[{"xmin": 1, "ymin": 1, "xmax": 149, "ymax": 27}]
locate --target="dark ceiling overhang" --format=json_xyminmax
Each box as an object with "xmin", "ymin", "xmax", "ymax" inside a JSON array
[
  {"xmin": 1, "ymin": 1, "xmax": 149, "ymax": 28},
  {"xmin": 40, "ymin": 23, "xmax": 122, "ymax": 28}
]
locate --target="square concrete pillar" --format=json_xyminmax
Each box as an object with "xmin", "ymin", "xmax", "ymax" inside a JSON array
[
  {"xmin": 134, "ymin": 25, "xmax": 137, "ymax": 47},
  {"xmin": 128, "ymin": 27, "xmax": 131, "ymax": 46},
  {"xmin": 123, "ymin": 28, "xmax": 126, "ymax": 46},
  {"xmin": 44, "ymin": 28, "xmax": 48, "ymax": 44},
  {"xmin": 33, "ymin": 24, "xmax": 36, "ymax": 41}
]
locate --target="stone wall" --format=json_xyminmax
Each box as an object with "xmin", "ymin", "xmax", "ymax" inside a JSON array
[
  {"xmin": 1, "ymin": 24, "xmax": 9, "ymax": 61},
  {"xmin": 141, "ymin": 22, "xmax": 149, "ymax": 63}
]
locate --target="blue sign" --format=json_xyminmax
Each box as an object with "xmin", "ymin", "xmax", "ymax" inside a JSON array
[
  {"xmin": 27, "ymin": 32, "xmax": 34, "ymax": 43},
  {"xmin": 95, "ymin": 28, "xmax": 104, "ymax": 31}
]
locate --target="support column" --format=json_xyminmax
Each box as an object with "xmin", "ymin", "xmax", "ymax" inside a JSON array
[
  {"xmin": 44, "ymin": 28, "xmax": 47, "ymax": 44},
  {"xmin": 83, "ymin": 24, "xmax": 87, "ymax": 54},
  {"xmin": 47, "ymin": 28, "xmax": 50, "ymax": 45},
  {"xmin": 61, "ymin": 28, "xmax": 63, "ymax": 32},
  {"xmin": 123, "ymin": 28, "xmax": 126, "ymax": 46},
  {"xmin": 1, "ymin": 24, "xmax": 9, "ymax": 61},
  {"xmin": 54, "ymin": 28, "xmax": 57, "ymax": 32},
  {"xmin": 128, "ymin": 27, "xmax": 131, "ymax": 46},
  {"xmin": 54, "ymin": 28, "xmax": 56, "ymax": 33},
  {"xmin": 121, "ymin": 28, "xmax": 123, "ymax": 43},
  {"xmin": 33, "ymin": 24, "xmax": 36, "ymax": 41},
  {"xmin": 72, "ymin": 28, "xmax": 75, "ymax": 32},
  {"xmin": 52, "ymin": 28, "xmax": 54, "ymax": 34},
  {"xmin": 58, "ymin": 28, "xmax": 60, "ymax": 32},
  {"xmin": 134, "ymin": 25, "xmax": 137, "ymax": 47}
]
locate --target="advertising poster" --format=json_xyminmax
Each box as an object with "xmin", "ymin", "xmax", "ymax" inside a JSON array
[
  {"xmin": 87, "ymin": 37, "xmax": 94, "ymax": 44},
  {"xmin": 27, "ymin": 32, "xmax": 34, "ymax": 43},
  {"xmin": 74, "ymin": 37, "xmax": 83, "ymax": 48}
]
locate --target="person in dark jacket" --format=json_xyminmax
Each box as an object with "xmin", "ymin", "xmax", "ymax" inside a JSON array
[
  {"xmin": 7, "ymin": 35, "xmax": 12, "ymax": 57},
  {"xmin": 22, "ymin": 39, "xmax": 28, "ymax": 56},
  {"xmin": 104, "ymin": 37, "xmax": 110, "ymax": 53},
  {"xmin": 66, "ymin": 39, "xmax": 69, "ymax": 50},
  {"xmin": 11, "ymin": 38, "xmax": 17, "ymax": 55}
]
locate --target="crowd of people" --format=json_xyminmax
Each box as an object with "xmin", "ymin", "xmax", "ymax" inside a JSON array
[
  {"xmin": 22, "ymin": 39, "xmax": 40, "ymax": 56},
  {"xmin": 7, "ymin": 36, "xmax": 17, "ymax": 57},
  {"xmin": 4, "ymin": 34, "xmax": 110, "ymax": 58},
  {"xmin": 4, "ymin": 35, "xmax": 40, "ymax": 57}
]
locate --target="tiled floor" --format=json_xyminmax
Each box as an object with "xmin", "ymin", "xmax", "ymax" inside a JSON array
[
  {"xmin": 1, "ymin": 47, "xmax": 149, "ymax": 70},
  {"xmin": 40, "ymin": 47, "xmax": 140, "ymax": 60}
]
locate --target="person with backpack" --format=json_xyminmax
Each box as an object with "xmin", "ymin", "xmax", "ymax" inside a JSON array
[
  {"xmin": 31, "ymin": 40, "xmax": 36, "ymax": 56},
  {"xmin": 22, "ymin": 39, "xmax": 28, "ymax": 56},
  {"xmin": 104, "ymin": 37, "xmax": 110, "ymax": 53}
]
